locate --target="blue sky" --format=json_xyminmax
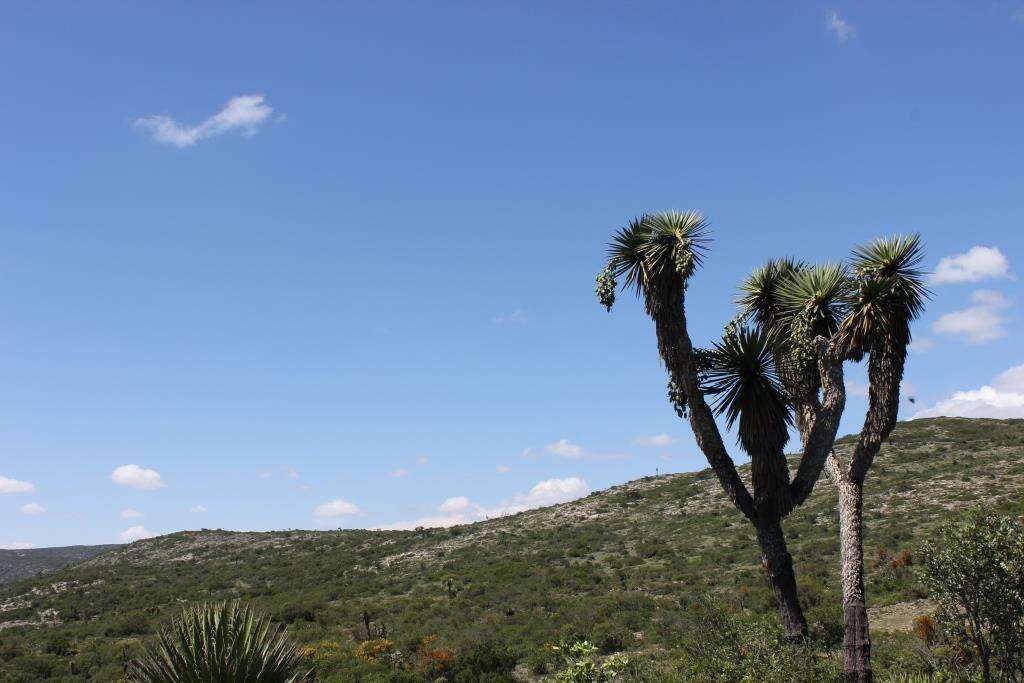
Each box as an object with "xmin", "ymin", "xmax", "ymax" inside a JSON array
[{"xmin": 2, "ymin": 2, "xmax": 1023, "ymax": 548}]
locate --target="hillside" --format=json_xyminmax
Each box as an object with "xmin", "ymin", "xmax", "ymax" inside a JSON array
[
  {"xmin": 1, "ymin": 417, "xmax": 1022, "ymax": 681},
  {"xmin": 0, "ymin": 545, "xmax": 120, "ymax": 587}
]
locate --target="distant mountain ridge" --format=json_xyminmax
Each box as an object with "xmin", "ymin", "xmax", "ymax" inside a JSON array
[{"xmin": 0, "ymin": 545, "xmax": 120, "ymax": 586}]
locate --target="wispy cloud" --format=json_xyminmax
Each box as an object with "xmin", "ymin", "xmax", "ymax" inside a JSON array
[
  {"xmin": 20, "ymin": 503, "xmax": 46, "ymax": 516},
  {"xmin": 387, "ymin": 468, "xmax": 410, "ymax": 478},
  {"xmin": 493, "ymin": 309, "xmax": 528, "ymax": 325},
  {"xmin": 543, "ymin": 439, "xmax": 627, "ymax": 461},
  {"xmin": 932, "ymin": 246, "xmax": 1010, "ymax": 284},
  {"xmin": 826, "ymin": 10, "xmax": 855, "ymax": 42},
  {"xmin": 120, "ymin": 508, "xmax": 143, "ymax": 519},
  {"xmin": 632, "ymin": 433, "xmax": 676, "ymax": 447},
  {"xmin": 189, "ymin": 505, "xmax": 208, "ymax": 513},
  {"xmin": 111, "ymin": 464, "xmax": 165, "ymax": 491},
  {"xmin": 134, "ymin": 94, "xmax": 280, "ymax": 148},
  {"xmin": 932, "ymin": 289, "xmax": 1011, "ymax": 344},
  {"xmin": 496, "ymin": 465, "xmax": 512, "ymax": 474},
  {"xmin": 0, "ymin": 476, "xmax": 35, "ymax": 494},
  {"xmin": 908, "ymin": 338, "xmax": 935, "ymax": 353}
]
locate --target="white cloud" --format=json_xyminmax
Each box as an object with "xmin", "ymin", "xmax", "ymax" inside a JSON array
[
  {"xmin": 826, "ymin": 10, "xmax": 855, "ymax": 42},
  {"xmin": 909, "ymin": 337, "xmax": 935, "ymax": 353},
  {"xmin": 111, "ymin": 464, "xmax": 165, "ymax": 491},
  {"xmin": 257, "ymin": 471, "xmax": 272, "ymax": 479},
  {"xmin": 439, "ymin": 496, "xmax": 471, "ymax": 513},
  {"xmin": 134, "ymin": 94, "xmax": 278, "ymax": 148},
  {"xmin": 496, "ymin": 465, "xmax": 511, "ymax": 474},
  {"xmin": 387, "ymin": 468, "xmax": 410, "ymax": 478},
  {"xmin": 284, "ymin": 468, "xmax": 300, "ymax": 479},
  {"xmin": 381, "ymin": 477, "xmax": 589, "ymax": 530},
  {"xmin": 120, "ymin": 508, "xmax": 143, "ymax": 519},
  {"xmin": 632, "ymin": 433, "xmax": 676, "ymax": 447},
  {"xmin": 493, "ymin": 309, "xmax": 527, "ymax": 325},
  {"xmin": 313, "ymin": 498, "xmax": 360, "ymax": 518},
  {"xmin": 545, "ymin": 439, "xmax": 584, "ymax": 458},
  {"xmin": 915, "ymin": 363, "xmax": 1024, "ymax": 419},
  {"xmin": 845, "ymin": 379, "xmax": 869, "ymax": 397},
  {"xmin": 0, "ymin": 542, "xmax": 34, "ymax": 550},
  {"xmin": 932, "ymin": 289, "xmax": 1010, "ymax": 344},
  {"xmin": 189, "ymin": 505, "xmax": 208, "ymax": 513},
  {"xmin": 0, "ymin": 476, "xmax": 35, "ymax": 494},
  {"xmin": 932, "ymin": 246, "xmax": 1010, "ymax": 284},
  {"xmin": 120, "ymin": 525, "xmax": 156, "ymax": 543},
  {"xmin": 541, "ymin": 439, "xmax": 627, "ymax": 461},
  {"xmin": 20, "ymin": 503, "xmax": 46, "ymax": 516}
]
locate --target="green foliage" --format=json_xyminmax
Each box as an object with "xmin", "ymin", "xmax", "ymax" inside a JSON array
[
  {"xmin": 595, "ymin": 265, "xmax": 616, "ymax": 311},
  {"xmin": 0, "ymin": 418, "xmax": 1021, "ymax": 681},
  {"xmin": 603, "ymin": 211, "xmax": 710, "ymax": 301},
  {"xmin": 659, "ymin": 596, "xmax": 842, "ymax": 682},
  {"xmin": 553, "ymin": 640, "xmax": 629, "ymax": 682},
  {"xmin": 919, "ymin": 507, "xmax": 1024, "ymax": 681},
  {"xmin": 127, "ymin": 601, "xmax": 309, "ymax": 683},
  {"xmin": 839, "ymin": 234, "xmax": 929, "ymax": 359},
  {"xmin": 702, "ymin": 324, "xmax": 791, "ymax": 457},
  {"xmin": 736, "ymin": 257, "xmax": 807, "ymax": 330}
]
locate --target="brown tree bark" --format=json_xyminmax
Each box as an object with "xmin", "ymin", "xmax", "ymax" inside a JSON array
[{"xmin": 756, "ymin": 518, "xmax": 808, "ymax": 641}]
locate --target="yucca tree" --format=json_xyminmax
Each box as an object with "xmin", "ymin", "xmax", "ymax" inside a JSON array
[
  {"xmin": 823, "ymin": 235, "xmax": 929, "ymax": 682},
  {"xmin": 742, "ymin": 235, "xmax": 928, "ymax": 681},
  {"xmin": 128, "ymin": 601, "xmax": 309, "ymax": 683},
  {"xmin": 597, "ymin": 211, "xmax": 847, "ymax": 640}
]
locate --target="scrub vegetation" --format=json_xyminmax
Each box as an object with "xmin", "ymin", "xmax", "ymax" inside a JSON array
[{"xmin": 1, "ymin": 417, "xmax": 1022, "ymax": 681}]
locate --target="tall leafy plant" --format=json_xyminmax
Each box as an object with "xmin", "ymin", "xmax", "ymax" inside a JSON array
[
  {"xmin": 596, "ymin": 211, "xmax": 847, "ymax": 640},
  {"xmin": 128, "ymin": 601, "xmax": 309, "ymax": 683}
]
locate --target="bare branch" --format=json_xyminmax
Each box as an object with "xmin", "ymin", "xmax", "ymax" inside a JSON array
[
  {"xmin": 849, "ymin": 338, "xmax": 906, "ymax": 483},
  {"xmin": 655, "ymin": 286, "xmax": 757, "ymax": 522},
  {"xmin": 789, "ymin": 336, "xmax": 847, "ymax": 506}
]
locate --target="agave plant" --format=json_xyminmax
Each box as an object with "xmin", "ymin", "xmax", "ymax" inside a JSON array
[{"xmin": 128, "ymin": 601, "xmax": 309, "ymax": 683}]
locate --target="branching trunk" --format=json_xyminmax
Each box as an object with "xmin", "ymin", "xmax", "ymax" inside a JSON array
[
  {"xmin": 645, "ymin": 284, "xmax": 846, "ymax": 639},
  {"xmin": 756, "ymin": 519, "xmax": 808, "ymax": 641},
  {"xmin": 827, "ymin": 337, "xmax": 907, "ymax": 682}
]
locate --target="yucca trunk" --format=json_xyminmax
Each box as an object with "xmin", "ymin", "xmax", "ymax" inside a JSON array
[
  {"xmin": 835, "ymin": 338, "xmax": 905, "ymax": 682},
  {"xmin": 648, "ymin": 284, "xmax": 808, "ymax": 640},
  {"xmin": 756, "ymin": 518, "xmax": 808, "ymax": 641},
  {"xmin": 837, "ymin": 477, "xmax": 870, "ymax": 681}
]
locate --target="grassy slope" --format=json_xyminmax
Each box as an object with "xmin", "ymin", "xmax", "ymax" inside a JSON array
[
  {"xmin": 1, "ymin": 417, "xmax": 1022, "ymax": 680},
  {"xmin": 0, "ymin": 546, "xmax": 120, "ymax": 587}
]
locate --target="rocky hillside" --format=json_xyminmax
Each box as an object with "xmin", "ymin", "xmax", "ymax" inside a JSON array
[
  {"xmin": 0, "ymin": 545, "xmax": 119, "ymax": 587},
  {"xmin": 1, "ymin": 417, "xmax": 1022, "ymax": 681}
]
